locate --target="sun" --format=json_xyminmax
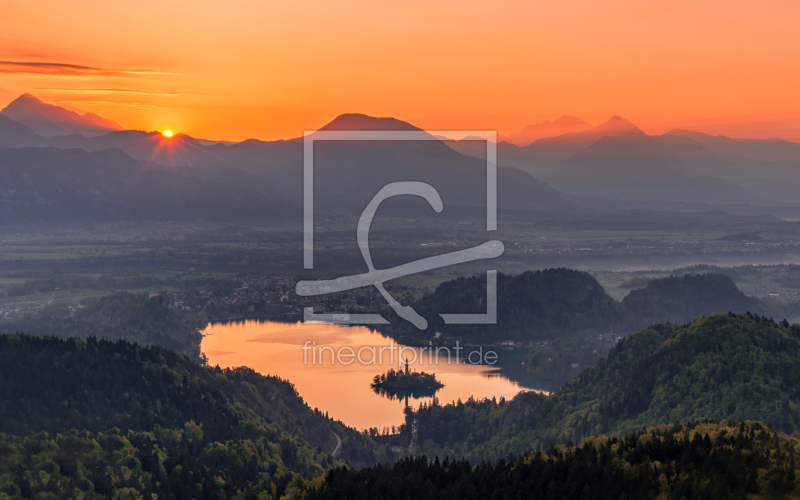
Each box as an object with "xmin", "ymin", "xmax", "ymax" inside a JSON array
[{"xmin": 162, "ymin": 130, "xmax": 173, "ymax": 138}]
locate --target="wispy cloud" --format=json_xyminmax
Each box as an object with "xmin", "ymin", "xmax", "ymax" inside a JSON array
[
  {"xmin": 0, "ymin": 61, "xmax": 173, "ymax": 77},
  {"xmin": 33, "ymin": 87, "xmax": 183, "ymax": 96},
  {"xmin": 54, "ymin": 99, "xmax": 161, "ymax": 107}
]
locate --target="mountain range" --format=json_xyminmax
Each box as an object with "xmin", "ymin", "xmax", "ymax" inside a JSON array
[
  {"xmin": 1, "ymin": 94, "xmax": 799, "ymax": 221},
  {"xmin": 0, "ymin": 97, "xmax": 580, "ymax": 220},
  {"xmin": 0, "ymin": 147, "xmax": 293, "ymax": 223},
  {"xmin": 460, "ymin": 115, "xmax": 800, "ymax": 206}
]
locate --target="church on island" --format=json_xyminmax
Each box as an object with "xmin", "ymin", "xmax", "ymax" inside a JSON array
[{"xmin": 370, "ymin": 359, "xmax": 444, "ymax": 390}]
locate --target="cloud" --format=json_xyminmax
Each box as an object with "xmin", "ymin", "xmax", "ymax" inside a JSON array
[
  {"xmin": 50, "ymin": 98, "xmax": 161, "ymax": 107},
  {"xmin": 34, "ymin": 87, "xmax": 183, "ymax": 96},
  {"xmin": 0, "ymin": 61, "xmax": 173, "ymax": 77}
]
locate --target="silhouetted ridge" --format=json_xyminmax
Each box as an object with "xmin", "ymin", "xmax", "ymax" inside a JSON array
[
  {"xmin": 319, "ymin": 113, "xmax": 422, "ymax": 131},
  {"xmin": 1, "ymin": 93, "xmax": 123, "ymax": 137}
]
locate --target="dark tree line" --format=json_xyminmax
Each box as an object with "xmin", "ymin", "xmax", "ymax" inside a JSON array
[{"xmin": 299, "ymin": 421, "xmax": 798, "ymax": 500}]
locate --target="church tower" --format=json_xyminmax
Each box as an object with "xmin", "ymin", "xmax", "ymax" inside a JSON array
[{"xmin": 405, "ymin": 357, "xmax": 409, "ymax": 376}]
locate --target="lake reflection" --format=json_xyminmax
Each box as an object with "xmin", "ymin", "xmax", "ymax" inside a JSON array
[{"xmin": 201, "ymin": 320, "xmax": 563, "ymax": 430}]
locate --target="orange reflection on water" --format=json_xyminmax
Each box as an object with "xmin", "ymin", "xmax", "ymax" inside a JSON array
[{"xmin": 201, "ymin": 320, "xmax": 539, "ymax": 430}]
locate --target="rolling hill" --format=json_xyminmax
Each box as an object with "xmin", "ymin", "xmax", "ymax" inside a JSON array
[
  {"xmin": 405, "ymin": 313, "xmax": 800, "ymax": 463},
  {"xmin": 384, "ymin": 270, "xmax": 767, "ymax": 342},
  {"xmin": 0, "ymin": 334, "xmax": 387, "ymax": 498},
  {"xmin": 620, "ymin": 273, "xmax": 765, "ymax": 327},
  {"xmin": 384, "ymin": 269, "xmax": 624, "ymax": 343}
]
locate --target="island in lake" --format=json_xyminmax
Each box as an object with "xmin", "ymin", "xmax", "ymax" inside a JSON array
[{"xmin": 371, "ymin": 358, "xmax": 444, "ymax": 398}]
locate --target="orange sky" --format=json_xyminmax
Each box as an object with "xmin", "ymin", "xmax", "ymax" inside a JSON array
[{"xmin": 1, "ymin": 0, "xmax": 799, "ymax": 142}]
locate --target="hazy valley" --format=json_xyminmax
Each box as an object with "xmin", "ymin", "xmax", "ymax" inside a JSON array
[{"xmin": 2, "ymin": 90, "xmax": 800, "ymax": 499}]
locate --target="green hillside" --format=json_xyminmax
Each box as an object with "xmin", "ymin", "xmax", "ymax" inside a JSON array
[
  {"xmin": 404, "ymin": 313, "xmax": 800, "ymax": 462},
  {"xmin": 0, "ymin": 335, "xmax": 387, "ymax": 499}
]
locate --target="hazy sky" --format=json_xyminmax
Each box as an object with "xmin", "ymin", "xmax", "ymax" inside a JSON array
[{"xmin": 1, "ymin": 0, "xmax": 798, "ymax": 141}]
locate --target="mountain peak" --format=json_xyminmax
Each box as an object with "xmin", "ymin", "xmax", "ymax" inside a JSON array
[
  {"xmin": 319, "ymin": 113, "xmax": 422, "ymax": 132},
  {"xmin": 502, "ymin": 116, "xmax": 591, "ymax": 145},
  {"xmin": 1, "ymin": 93, "xmax": 122, "ymax": 137},
  {"xmin": 526, "ymin": 114, "xmax": 644, "ymax": 147},
  {"xmin": 600, "ymin": 115, "xmax": 638, "ymax": 127},
  {"xmin": 588, "ymin": 115, "xmax": 645, "ymax": 137}
]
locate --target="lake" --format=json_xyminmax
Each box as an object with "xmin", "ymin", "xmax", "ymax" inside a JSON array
[{"xmin": 201, "ymin": 320, "xmax": 563, "ymax": 430}]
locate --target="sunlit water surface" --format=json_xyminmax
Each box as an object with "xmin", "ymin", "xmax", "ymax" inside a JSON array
[{"xmin": 201, "ymin": 320, "xmax": 562, "ymax": 430}]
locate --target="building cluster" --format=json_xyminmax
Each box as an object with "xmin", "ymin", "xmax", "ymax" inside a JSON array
[{"xmin": 1, "ymin": 308, "xmax": 31, "ymax": 320}]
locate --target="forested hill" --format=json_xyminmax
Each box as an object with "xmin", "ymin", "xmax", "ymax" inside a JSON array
[
  {"xmin": 385, "ymin": 269, "xmax": 624, "ymax": 342},
  {"xmin": 385, "ymin": 270, "xmax": 768, "ymax": 343},
  {"xmin": 0, "ymin": 335, "xmax": 387, "ymax": 499},
  {"xmin": 621, "ymin": 273, "xmax": 765, "ymax": 327},
  {"xmin": 0, "ymin": 292, "xmax": 203, "ymax": 360},
  {"xmin": 299, "ymin": 421, "xmax": 799, "ymax": 500},
  {"xmin": 403, "ymin": 313, "xmax": 800, "ymax": 462}
]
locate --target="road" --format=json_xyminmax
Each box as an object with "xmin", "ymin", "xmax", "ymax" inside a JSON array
[{"xmin": 331, "ymin": 430, "xmax": 342, "ymax": 458}]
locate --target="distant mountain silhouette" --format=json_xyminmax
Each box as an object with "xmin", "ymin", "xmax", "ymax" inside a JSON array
[
  {"xmin": 488, "ymin": 116, "xmax": 649, "ymax": 176},
  {"xmin": 501, "ymin": 116, "xmax": 591, "ymax": 146},
  {"xmin": 0, "ymin": 94, "xmax": 123, "ymax": 137},
  {"xmin": 439, "ymin": 136, "xmax": 496, "ymax": 160},
  {"xmin": 189, "ymin": 113, "xmax": 578, "ymax": 213},
  {"xmin": 0, "ymin": 114, "xmax": 48, "ymax": 149},
  {"xmin": 0, "ymin": 112, "xmax": 577, "ymax": 216},
  {"xmin": 664, "ymin": 129, "xmax": 800, "ymax": 164},
  {"xmin": 650, "ymin": 131, "xmax": 800, "ymax": 204},
  {"xmin": 46, "ymin": 130, "xmax": 230, "ymax": 168},
  {"xmin": 0, "ymin": 147, "xmax": 292, "ymax": 223},
  {"xmin": 2, "ymin": 106, "xmax": 799, "ymax": 211},
  {"xmin": 318, "ymin": 113, "xmax": 423, "ymax": 131},
  {"xmin": 463, "ymin": 115, "xmax": 800, "ymax": 205},
  {"xmin": 543, "ymin": 132, "xmax": 760, "ymax": 203},
  {"xmin": 533, "ymin": 115, "xmax": 645, "ymax": 145}
]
